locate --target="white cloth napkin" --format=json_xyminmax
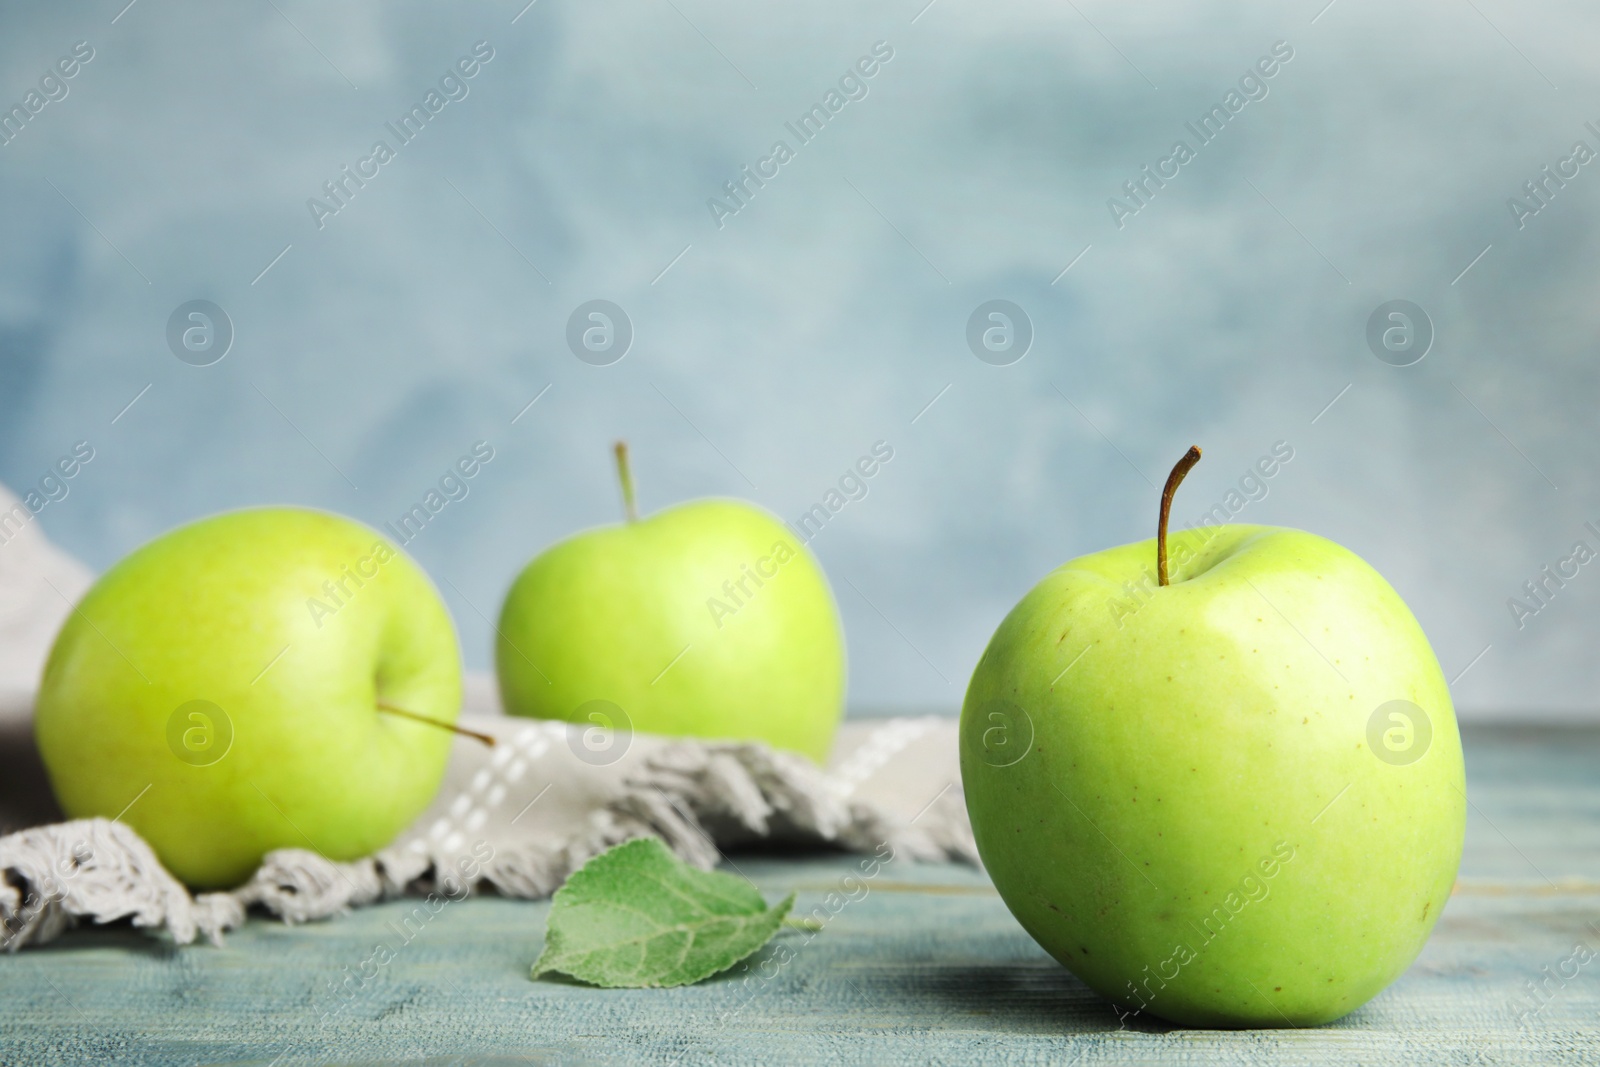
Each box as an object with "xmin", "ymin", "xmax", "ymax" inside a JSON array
[
  {"xmin": 0, "ymin": 484, "xmax": 91, "ymax": 729},
  {"xmin": 1, "ymin": 711, "xmax": 971, "ymax": 949}
]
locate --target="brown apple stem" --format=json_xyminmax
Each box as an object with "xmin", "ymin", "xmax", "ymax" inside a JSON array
[
  {"xmin": 1157, "ymin": 445, "xmax": 1203, "ymax": 587},
  {"xmin": 614, "ymin": 440, "xmax": 639, "ymax": 523},
  {"xmin": 376, "ymin": 702, "xmax": 496, "ymax": 747}
]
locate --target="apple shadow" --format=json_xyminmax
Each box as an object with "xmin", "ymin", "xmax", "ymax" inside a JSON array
[
  {"xmin": 19, "ymin": 920, "xmax": 183, "ymax": 960},
  {"xmin": 888, "ymin": 960, "xmax": 1174, "ymax": 1036},
  {"xmin": 0, "ymin": 718, "xmax": 65, "ymax": 833}
]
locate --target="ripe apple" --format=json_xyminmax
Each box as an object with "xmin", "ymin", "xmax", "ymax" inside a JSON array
[
  {"xmin": 496, "ymin": 443, "xmax": 844, "ymax": 761},
  {"xmin": 960, "ymin": 447, "xmax": 1465, "ymax": 1027},
  {"xmin": 34, "ymin": 507, "xmax": 466, "ymax": 889}
]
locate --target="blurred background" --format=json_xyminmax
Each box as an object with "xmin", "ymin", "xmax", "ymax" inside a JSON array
[{"xmin": 0, "ymin": 0, "xmax": 1592, "ymax": 720}]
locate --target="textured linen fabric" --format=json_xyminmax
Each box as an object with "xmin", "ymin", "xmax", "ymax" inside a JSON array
[
  {"xmin": 0, "ymin": 484, "xmax": 92, "ymax": 730},
  {"xmin": 1, "ymin": 712, "xmax": 971, "ymax": 949}
]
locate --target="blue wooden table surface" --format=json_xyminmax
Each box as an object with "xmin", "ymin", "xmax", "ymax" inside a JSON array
[{"xmin": 3, "ymin": 724, "xmax": 1598, "ymax": 1066}]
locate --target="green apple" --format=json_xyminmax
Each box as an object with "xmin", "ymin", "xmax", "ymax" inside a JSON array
[
  {"xmin": 34, "ymin": 507, "xmax": 464, "ymax": 889},
  {"xmin": 960, "ymin": 447, "xmax": 1465, "ymax": 1027},
  {"xmin": 496, "ymin": 443, "xmax": 844, "ymax": 761}
]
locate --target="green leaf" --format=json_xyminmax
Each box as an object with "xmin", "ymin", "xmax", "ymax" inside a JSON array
[{"xmin": 531, "ymin": 837, "xmax": 796, "ymax": 988}]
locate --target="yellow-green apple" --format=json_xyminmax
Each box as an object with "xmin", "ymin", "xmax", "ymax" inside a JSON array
[
  {"xmin": 960, "ymin": 446, "xmax": 1465, "ymax": 1027},
  {"xmin": 496, "ymin": 443, "xmax": 844, "ymax": 761},
  {"xmin": 34, "ymin": 508, "xmax": 466, "ymax": 889}
]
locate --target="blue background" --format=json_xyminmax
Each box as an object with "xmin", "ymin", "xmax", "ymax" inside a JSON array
[{"xmin": 0, "ymin": 0, "xmax": 1593, "ymax": 718}]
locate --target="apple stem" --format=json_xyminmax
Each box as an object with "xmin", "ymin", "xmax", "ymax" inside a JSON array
[
  {"xmin": 1158, "ymin": 445, "xmax": 1203, "ymax": 587},
  {"xmin": 375, "ymin": 701, "xmax": 496, "ymax": 747},
  {"xmin": 614, "ymin": 441, "xmax": 639, "ymax": 523}
]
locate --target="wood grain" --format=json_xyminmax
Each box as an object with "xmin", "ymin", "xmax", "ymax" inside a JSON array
[{"xmin": 2, "ymin": 724, "xmax": 1597, "ymax": 1066}]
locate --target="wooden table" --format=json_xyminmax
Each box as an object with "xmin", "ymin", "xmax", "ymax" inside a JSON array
[{"xmin": 2, "ymin": 724, "xmax": 1597, "ymax": 1066}]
